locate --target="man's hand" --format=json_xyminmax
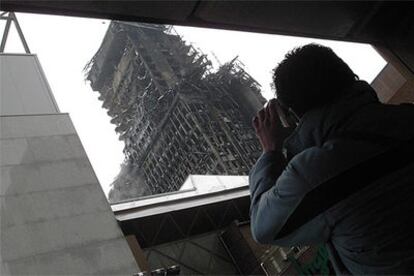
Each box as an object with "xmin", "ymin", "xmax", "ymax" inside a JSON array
[{"xmin": 253, "ymin": 99, "xmax": 285, "ymax": 154}]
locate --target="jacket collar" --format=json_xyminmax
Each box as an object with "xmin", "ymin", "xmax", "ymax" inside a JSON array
[{"xmin": 282, "ymin": 81, "xmax": 379, "ymax": 158}]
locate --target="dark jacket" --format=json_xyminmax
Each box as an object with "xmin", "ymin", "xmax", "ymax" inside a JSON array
[{"xmin": 249, "ymin": 81, "xmax": 414, "ymax": 274}]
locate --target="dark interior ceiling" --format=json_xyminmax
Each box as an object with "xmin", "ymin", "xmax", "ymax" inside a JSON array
[{"xmin": 2, "ymin": 1, "xmax": 414, "ymax": 72}]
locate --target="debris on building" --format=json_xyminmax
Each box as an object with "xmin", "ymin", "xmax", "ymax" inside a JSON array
[{"xmin": 86, "ymin": 22, "xmax": 266, "ymax": 202}]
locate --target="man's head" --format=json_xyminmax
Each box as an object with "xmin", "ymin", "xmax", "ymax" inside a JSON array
[{"xmin": 273, "ymin": 44, "xmax": 358, "ymax": 117}]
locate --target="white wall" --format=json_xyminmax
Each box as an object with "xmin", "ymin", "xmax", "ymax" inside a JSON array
[
  {"xmin": 0, "ymin": 54, "xmax": 139, "ymax": 275},
  {"xmin": 0, "ymin": 54, "xmax": 59, "ymax": 115},
  {"xmin": 0, "ymin": 114, "xmax": 139, "ymax": 275}
]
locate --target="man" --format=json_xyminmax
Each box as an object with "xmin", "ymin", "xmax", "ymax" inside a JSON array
[{"xmin": 249, "ymin": 44, "xmax": 414, "ymax": 274}]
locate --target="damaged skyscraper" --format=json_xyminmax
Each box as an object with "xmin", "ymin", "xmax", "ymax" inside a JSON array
[{"xmin": 86, "ymin": 22, "xmax": 265, "ymax": 202}]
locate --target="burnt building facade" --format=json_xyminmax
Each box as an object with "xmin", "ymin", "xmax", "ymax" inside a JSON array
[{"xmin": 86, "ymin": 22, "xmax": 265, "ymax": 201}]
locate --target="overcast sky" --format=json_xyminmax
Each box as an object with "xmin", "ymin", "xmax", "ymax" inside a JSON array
[{"xmin": 2, "ymin": 13, "xmax": 386, "ymax": 196}]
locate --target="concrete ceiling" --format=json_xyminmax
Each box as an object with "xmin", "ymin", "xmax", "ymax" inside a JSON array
[
  {"xmin": 2, "ymin": 1, "xmax": 413, "ymax": 71},
  {"xmin": 0, "ymin": 1, "xmax": 411, "ymax": 43}
]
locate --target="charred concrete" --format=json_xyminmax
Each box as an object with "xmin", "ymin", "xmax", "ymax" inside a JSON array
[{"xmin": 86, "ymin": 22, "xmax": 265, "ymax": 202}]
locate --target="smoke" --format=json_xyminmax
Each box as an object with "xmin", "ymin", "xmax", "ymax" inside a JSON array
[{"xmin": 108, "ymin": 161, "xmax": 149, "ymax": 203}]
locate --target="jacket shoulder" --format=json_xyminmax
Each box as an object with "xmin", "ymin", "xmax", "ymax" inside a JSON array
[{"xmin": 288, "ymin": 139, "xmax": 383, "ymax": 192}]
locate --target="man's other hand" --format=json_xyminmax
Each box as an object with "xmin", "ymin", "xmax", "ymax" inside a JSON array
[{"xmin": 253, "ymin": 99, "xmax": 284, "ymax": 154}]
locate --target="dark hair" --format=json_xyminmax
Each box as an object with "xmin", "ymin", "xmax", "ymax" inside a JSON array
[{"xmin": 273, "ymin": 43, "xmax": 358, "ymax": 116}]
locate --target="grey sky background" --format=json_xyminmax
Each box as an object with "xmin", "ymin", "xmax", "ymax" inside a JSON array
[{"xmin": 2, "ymin": 13, "xmax": 386, "ymax": 196}]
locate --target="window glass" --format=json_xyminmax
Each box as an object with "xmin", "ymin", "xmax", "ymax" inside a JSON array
[{"xmin": 7, "ymin": 14, "xmax": 386, "ymax": 203}]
